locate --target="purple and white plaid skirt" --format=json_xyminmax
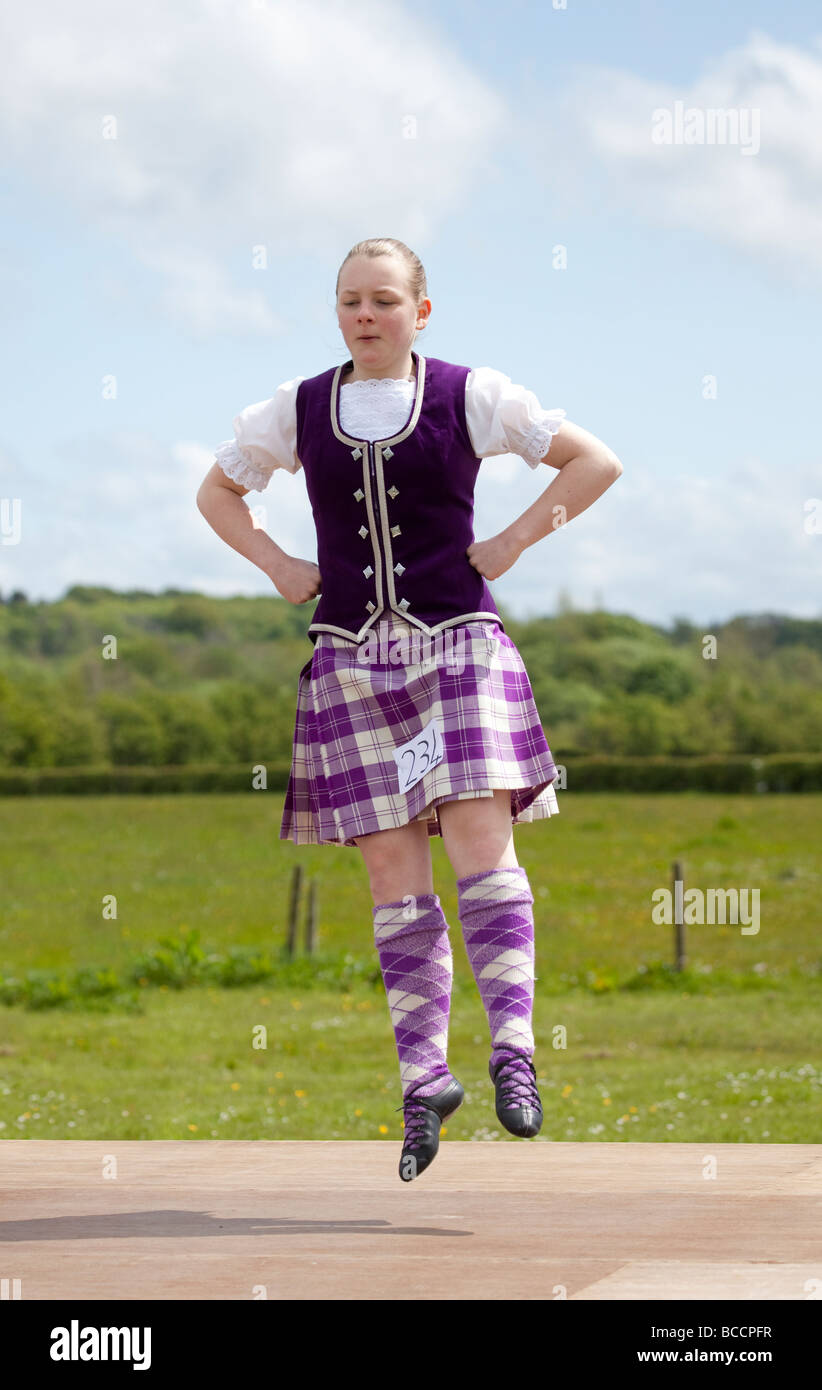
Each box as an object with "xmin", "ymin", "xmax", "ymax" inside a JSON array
[{"xmin": 279, "ymin": 615, "xmax": 560, "ymax": 848}]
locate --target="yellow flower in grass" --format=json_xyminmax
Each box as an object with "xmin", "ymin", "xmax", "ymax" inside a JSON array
[
  {"xmin": 188, "ymin": 1124, "xmax": 198, "ymax": 1132},
  {"xmin": 295, "ymin": 1090, "xmax": 306, "ymax": 1099},
  {"xmin": 378, "ymin": 1124, "xmax": 388, "ymax": 1134},
  {"xmin": 561, "ymin": 1085, "xmax": 573, "ymax": 1098},
  {"xmin": 603, "ymin": 1097, "xmax": 612, "ymax": 1106},
  {"xmin": 230, "ymin": 1082, "xmax": 240, "ymax": 1091}
]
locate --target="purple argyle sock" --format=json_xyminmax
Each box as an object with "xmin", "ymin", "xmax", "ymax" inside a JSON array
[
  {"xmin": 456, "ymin": 866, "xmax": 536, "ymax": 1074},
  {"xmin": 373, "ymin": 894, "xmax": 457, "ymax": 1099}
]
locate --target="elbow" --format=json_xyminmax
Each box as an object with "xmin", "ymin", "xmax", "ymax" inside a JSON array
[{"xmin": 604, "ymin": 450, "xmax": 623, "ymax": 479}]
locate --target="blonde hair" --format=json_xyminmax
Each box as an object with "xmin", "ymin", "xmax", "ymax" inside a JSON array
[{"xmin": 335, "ymin": 237, "xmax": 428, "ymax": 332}]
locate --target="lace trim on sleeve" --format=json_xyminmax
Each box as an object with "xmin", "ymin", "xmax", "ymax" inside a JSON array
[
  {"xmin": 214, "ymin": 439, "xmax": 270, "ymax": 492},
  {"xmin": 520, "ymin": 409, "xmax": 567, "ymax": 468}
]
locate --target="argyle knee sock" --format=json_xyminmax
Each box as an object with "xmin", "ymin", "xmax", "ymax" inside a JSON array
[
  {"xmin": 456, "ymin": 865, "xmax": 536, "ymax": 1074},
  {"xmin": 373, "ymin": 894, "xmax": 457, "ymax": 1099}
]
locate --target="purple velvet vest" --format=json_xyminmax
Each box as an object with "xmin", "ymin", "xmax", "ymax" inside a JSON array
[{"xmin": 295, "ymin": 351, "xmax": 503, "ymax": 644}]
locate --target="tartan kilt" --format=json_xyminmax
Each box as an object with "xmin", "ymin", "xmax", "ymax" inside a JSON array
[{"xmin": 279, "ymin": 615, "xmax": 560, "ymax": 848}]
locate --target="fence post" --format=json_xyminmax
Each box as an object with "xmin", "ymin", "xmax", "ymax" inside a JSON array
[
  {"xmin": 305, "ymin": 878, "xmax": 318, "ymax": 955},
  {"xmin": 673, "ymin": 858, "xmax": 686, "ymax": 971},
  {"xmin": 287, "ymin": 863, "xmax": 303, "ymax": 959}
]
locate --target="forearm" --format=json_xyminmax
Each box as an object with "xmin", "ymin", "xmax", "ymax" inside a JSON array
[
  {"xmin": 503, "ymin": 450, "xmax": 622, "ymax": 552},
  {"xmin": 196, "ymin": 482, "xmax": 288, "ymax": 580}
]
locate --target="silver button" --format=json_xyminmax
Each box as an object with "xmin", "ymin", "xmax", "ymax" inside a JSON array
[
  {"xmin": 398, "ymin": 598, "xmax": 410, "ymax": 610},
  {"xmin": 358, "ymin": 525, "xmax": 368, "ymax": 538},
  {"xmin": 351, "ymin": 447, "xmax": 362, "ymax": 460},
  {"xmin": 363, "ymin": 565, "xmax": 374, "ymax": 578},
  {"xmin": 391, "ymin": 525, "xmax": 401, "ymax": 537},
  {"xmin": 387, "ymin": 486, "xmax": 399, "ymax": 499},
  {"xmin": 394, "ymin": 563, "xmax": 405, "ymax": 576},
  {"xmin": 366, "ymin": 601, "xmax": 376, "ymax": 613},
  {"xmin": 353, "ymin": 488, "xmax": 365, "ymax": 501},
  {"xmin": 383, "ymin": 446, "xmax": 393, "ymax": 459}
]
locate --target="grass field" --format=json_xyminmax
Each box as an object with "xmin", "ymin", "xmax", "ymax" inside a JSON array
[{"xmin": 1, "ymin": 792, "xmax": 819, "ymax": 1144}]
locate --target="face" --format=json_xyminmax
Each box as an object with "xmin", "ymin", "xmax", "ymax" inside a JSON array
[{"xmin": 336, "ymin": 255, "xmax": 430, "ymax": 372}]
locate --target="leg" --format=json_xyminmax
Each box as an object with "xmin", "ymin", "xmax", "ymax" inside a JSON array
[
  {"xmin": 353, "ymin": 817, "xmax": 434, "ymax": 906},
  {"xmin": 354, "ymin": 819, "xmax": 459, "ymax": 1102},
  {"xmin": 437, "ymin": 788, "xmax": 519, "ymax": 878},
  {"xmin": 440, "ymin": 792, "xmax": 543, "ymax": 1134}
]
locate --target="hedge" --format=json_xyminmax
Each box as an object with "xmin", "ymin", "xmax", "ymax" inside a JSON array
[{"xmin": 0, "ymin": 754, "xmax": 820, "ymax": 795}]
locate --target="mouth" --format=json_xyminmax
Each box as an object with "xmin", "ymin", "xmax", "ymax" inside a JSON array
[{"xmin": 358, "ymin": 335, "xmax": 378, "ymax": 341}]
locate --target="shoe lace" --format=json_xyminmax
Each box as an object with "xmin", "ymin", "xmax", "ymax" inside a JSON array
[
  {"xmin": 496, "ymin": 1054, "xmax": 541, "ymax": 1109},
  {"xmin": 393, "ymin": 1095, "xmax": 431, "ymax": 1149}
]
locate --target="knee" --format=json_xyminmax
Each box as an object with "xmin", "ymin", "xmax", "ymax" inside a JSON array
[
  {"xmin": 439, "ymin": 792, "xmax": 518, "ymax": 880},
  {"xmin": 445, "ymin": 834, "xmax": 519, "ymax": 880},
  {"xmin": 355, "ymin": 834, "xmax": 434, "ymax": 905},
  {"xmin": 365, "ymin": 854, "xmax": 404, "ymax": 903},
  {"xmin": 368, "ymin": 868, "xmax": 432, "ymax": 906}
]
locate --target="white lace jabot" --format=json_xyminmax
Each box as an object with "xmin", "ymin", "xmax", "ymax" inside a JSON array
[{"xmin": 339, "ymin": 375, "xmax": 416, "ymax": 442}]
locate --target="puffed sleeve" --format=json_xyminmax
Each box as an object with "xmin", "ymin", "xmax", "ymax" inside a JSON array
[
  {"xmin": 465, "ymin": 366, "xmax": 566, "ymax": 469},
  {"xmin": 214, "ymin": 377, "xmax": 305, "ymax": 491}
]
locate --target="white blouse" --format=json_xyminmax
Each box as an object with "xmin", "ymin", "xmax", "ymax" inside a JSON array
[{"xmin": 214, "ymin": 365, "xmax": 566, "ymax": 493}]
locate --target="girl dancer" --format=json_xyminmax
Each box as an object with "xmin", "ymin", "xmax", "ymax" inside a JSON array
[{"xmin": 197, "ymin": 237, "xmax": 622, "ymax": 1181}]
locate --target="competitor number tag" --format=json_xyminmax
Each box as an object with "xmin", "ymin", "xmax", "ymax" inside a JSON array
[{"xmin": 393, "ymin": 715, "xmax": 445, "ymax": 794}]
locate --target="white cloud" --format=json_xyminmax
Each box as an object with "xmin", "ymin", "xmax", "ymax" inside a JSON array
[
  {"xmin": 476, "ymin": 453, "xmax": 822, "ymax": 624},
  {"xmin": 0, "ymin": 0, "xmax": 507, "ymax": 336},
  {"xmin": 139, "ymin": 247, "xmax": 282, "ymax": 339},
  {"xmin": 526, "ymin": 30, "xmax": 822, "ymax": 283}
]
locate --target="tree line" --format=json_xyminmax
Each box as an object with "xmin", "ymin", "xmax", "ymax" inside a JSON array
[{"xmin": 1, "ymin": 587, "xmax": 820, "ymax": 767}]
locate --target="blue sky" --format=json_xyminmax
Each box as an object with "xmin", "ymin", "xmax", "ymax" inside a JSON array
[{"xmin": 1, "ymin": 0, "xmax": 820, "ymax": 628}]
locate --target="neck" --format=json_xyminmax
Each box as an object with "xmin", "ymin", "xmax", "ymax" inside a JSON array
[{"xmin": 343, "ymin": 350, "xmax": 416, "ymax": 384}]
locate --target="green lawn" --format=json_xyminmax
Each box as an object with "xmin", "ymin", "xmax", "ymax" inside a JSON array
[{"xmin": 1, "ymin": 792, "xmax": 819, "ymax": 1143}]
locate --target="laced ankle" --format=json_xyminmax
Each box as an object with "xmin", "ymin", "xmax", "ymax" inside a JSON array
[{"xmin": 495, "ymin": 1053, "xmax": 541, "ymax": 1108}]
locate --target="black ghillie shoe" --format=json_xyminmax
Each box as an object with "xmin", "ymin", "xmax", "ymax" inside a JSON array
[
  {"xmin": 395, "ymin": 1077, "xmax": 464, "ymax": 1183},
  {"xmin": 489, "ymin": 1051, "xmax": 543, "ymax": 1137}
]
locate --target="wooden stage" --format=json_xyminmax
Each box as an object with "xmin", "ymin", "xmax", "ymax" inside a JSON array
[{"xmin": 2, "ymin": 1140, "xmax": 820, "ymax": 1300}]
